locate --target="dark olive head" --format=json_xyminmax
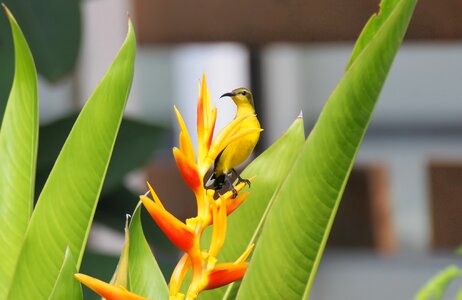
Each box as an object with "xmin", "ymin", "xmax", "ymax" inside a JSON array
[{"xmin": 220, "ymin": 88, "xmax": 254, "ymax": 107}]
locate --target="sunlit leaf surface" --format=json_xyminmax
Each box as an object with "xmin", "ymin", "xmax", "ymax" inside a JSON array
[
  {"xmin": 0, "ymin": 8, "xmax": 38, "ymax": 297},
  {"xmin": 6, "ymin": 20, "xmax": 136, "ymax": 300}
]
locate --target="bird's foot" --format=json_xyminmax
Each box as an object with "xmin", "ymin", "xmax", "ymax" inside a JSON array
[
  {"xmin": 237, "ymin": 177, "xmax": 251, "ymax": 187},
  {"xmin": 224, "ymin": 173, "xmax": 239, "ymax": 198},
  {"xmin": 233, "ymin": 169, "xmax": 251, "ymax": 188},
  {"xmin": 230, "ymin": 185, "xmax": 238, "ymax": 199}
]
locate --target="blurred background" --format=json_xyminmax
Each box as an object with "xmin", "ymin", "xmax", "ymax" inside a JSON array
[{"xmin": 1, "ymin": 0, "xmax": 462, "ymax": 299}]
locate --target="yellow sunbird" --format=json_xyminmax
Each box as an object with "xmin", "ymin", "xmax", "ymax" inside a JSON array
[{"xmin": 206, "ymin": 88, "xmax": 261, "ymax": 196}]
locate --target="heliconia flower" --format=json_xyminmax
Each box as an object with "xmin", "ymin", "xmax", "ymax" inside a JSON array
[
  {"xmin": 78, "ymin": 75, "xmax": 258, "ymax": 300},
  {"xmin": 140, "ymin": 194, "xmax": 195, "ymax": 253},
  {"xmin": 141, "ymin": 75, "xmax": 258, "ymax": 299},
  {"xmin": 74, "ymin": 274, "xmax": 150, "ymax": 300}
]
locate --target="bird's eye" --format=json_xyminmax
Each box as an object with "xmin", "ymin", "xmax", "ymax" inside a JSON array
[{"xmin": 241, "ymin": 91, "xmax": 247, "ymax": 96}]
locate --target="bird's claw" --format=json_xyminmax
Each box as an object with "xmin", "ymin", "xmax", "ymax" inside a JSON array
[
  {"xmin": 230, "ymin": 186, "xmax": 238, "ymax": 199},
  {"xmin": 238, "ymin": 178, "xmax": 251, "ymax": 188},
  {"xmin": 232, "ymin": 169, "xmax": 251, "ymax": 188}
]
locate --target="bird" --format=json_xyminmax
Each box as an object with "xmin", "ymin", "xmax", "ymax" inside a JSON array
[{"xmin": 205, "ymin": 88, "xmax": 261, "ymax": 196}]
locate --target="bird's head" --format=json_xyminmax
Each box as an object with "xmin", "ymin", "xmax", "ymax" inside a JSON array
[{"xmin": 220, "ymin": 88, "xmax": 254, "ymax": 107}]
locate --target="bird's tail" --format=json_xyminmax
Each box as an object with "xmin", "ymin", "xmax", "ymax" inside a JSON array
[{"xmin": 204, "ymin": 172, "xmax": 226, "ymax": 190}]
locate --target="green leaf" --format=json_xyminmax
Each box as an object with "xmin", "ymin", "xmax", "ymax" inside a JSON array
[
  {"xmin": 415, "ymin": 265, "xmax": 462, "ymax": 300},
  {"xmin": 48, "ymin": 248, "xmax": 83, "ymax": 300},
  {"xmin": 199, "ymin": 117, "xmax": 305, "ymax": 300},
  {"xmin": 108, "ymin": 216, "xmax": 131, "ymax": 288},
  {"xmin": 128, "ymin": 202, "xmax": 169, "ymax": 299},
  {"xmin": 36, "ymin": 115, "xmax": 167, "ymax": 196},
  {"xmin": 0, "ymin": 7, "xmax": 38, "ymax": 297},
  {"xmin": 0, "ymin": 12, "xmax": 14, "ymax": 124},
  {"xmin": 236, "ymin": 0, "xmax": 417, "ymax": 299},
  {"xmin": 346, "ymin": 0, "xmax": 401, "ymax": 70},
  {"xmin": 5, "ymin": 20, "xmax": 136, "ymax": 300}
]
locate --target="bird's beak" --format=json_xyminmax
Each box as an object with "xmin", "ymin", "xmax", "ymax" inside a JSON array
[{"xmin": 220, "ymin": 92, "xmax": 235, "ymax": 99}]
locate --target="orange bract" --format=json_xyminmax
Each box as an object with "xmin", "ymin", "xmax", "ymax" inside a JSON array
[{"xmin": 74, "ymin": 274, "xmax": 150, "ymax": 300}]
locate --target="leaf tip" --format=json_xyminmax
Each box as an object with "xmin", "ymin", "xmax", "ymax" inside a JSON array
[
  {"xmin": 297, "ymin": 110, "xmax": 303, "ymax": 119},
  {"xmin": 124, "ymin": 16, "xmax": 136, "ymax": 50},
  {"xmin": 2, "ymin": 3, "xmax": 14, "ymax": 20},
  {"xmin": 127, "ymin": 14, "xmax": 132, "ymax": 29}
]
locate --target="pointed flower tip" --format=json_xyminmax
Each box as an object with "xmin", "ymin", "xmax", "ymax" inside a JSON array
[
  {"xmin": 205, "ymin": 263, "xmax": 248, "ymax": 290},
  {"xmin": 145, "ymin": 181, "xmax": 166, "ymax": 210},
  {"xmin": 141, "ymin": 196, "xmax": 195, "ymax": 252},
  {"xmin": 74, "ymin": 273, "xmax": 85, "ymax": 281},
  {"xmin": 74, "ymin": 273, "xmax": 149, "ymax": 300},
  {"xmin": 235, "ymin": 244, "xmax": 254, "ymax": 264}
]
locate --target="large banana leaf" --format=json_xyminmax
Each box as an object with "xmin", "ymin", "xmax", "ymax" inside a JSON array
[
  {"xmin": 5, "ymin": 19, "xmax": 136, "ymax": 300},
  {"xmin": 236, "ymin": 0, "xmax": 417, "ymax": 298},
  {"xmin": 0, "ymin": 8, "xmax": 38, "ymax": 298},
  {"xmin": 199, "ymin": 117, "xmax": 305, "ymax": 299}
]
